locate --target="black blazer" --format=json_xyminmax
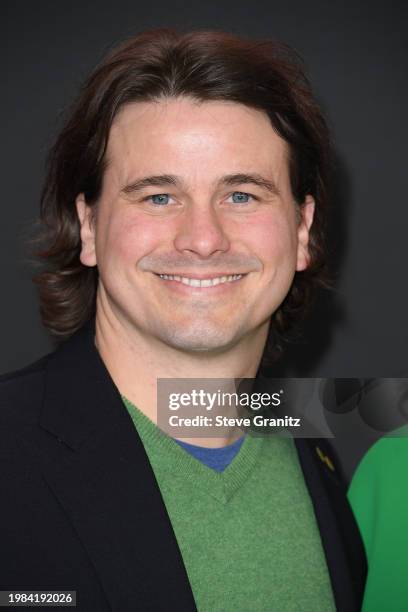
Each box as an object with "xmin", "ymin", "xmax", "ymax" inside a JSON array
[{"xmin": 0, "ymin": 320, "xmax": 366, "ymax": 611}]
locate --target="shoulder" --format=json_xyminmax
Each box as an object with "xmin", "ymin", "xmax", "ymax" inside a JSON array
[
  {"xmin": 0, "ymin": 353, "xmax": 51, "ymax": 384},
  {"xmin": 0, "ymin": 353, "xmax": 52, "ymax": 427}
]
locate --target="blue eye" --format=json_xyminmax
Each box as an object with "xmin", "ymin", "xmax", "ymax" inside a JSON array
[
  {"xmin": 149, "ymin": 194, "xmax": 170, "ymax": 206},
  {"xmin": 144, "ymin": 191, "xmax": 255, "ymax": 206},
  {"xmin": 231, "ymin": 191, "xmax": 252, "ymax": 203}
]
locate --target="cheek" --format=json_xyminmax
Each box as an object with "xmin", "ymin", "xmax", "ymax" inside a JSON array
[
  {"xmin": 243, "ymin": 211, "xmax": 298, "ymax": 269},
  {"xmin": 96, "ymin": 212, "xmax": 165, "ymax": 267}
]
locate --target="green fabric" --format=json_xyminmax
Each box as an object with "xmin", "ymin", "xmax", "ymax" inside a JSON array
[
  {"xmin": 348, "ymin": 426, "xmax": 408, "ymax": 612},
  {"xmin": 122, "ymin": 396, "xmax": 335, "ymax": 611}
]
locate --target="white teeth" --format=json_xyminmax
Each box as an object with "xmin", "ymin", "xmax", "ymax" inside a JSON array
[
  {"xmin": 185, "ymin": 278, "xmax": 200, "ymax": 287},
  {"xmin": 158, "ymin": 274, "xmax": 243, "ymax": 287}
]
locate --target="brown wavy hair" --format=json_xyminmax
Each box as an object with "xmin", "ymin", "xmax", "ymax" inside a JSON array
[{"xmin": 34, "ymin": 28, "xmax": 331, "ymax": 366}]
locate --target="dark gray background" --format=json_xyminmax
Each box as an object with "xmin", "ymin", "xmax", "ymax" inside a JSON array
[{"xmin": 2, "ymin": 0, "xmax": 407, "ymax": 377}]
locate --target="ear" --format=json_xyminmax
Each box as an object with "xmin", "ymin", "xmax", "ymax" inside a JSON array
[
  {"xmin": 296, "ymin": 195, "xmax": 315, "ymax": 272},
  {"xmin": 76, "ymin": 193, "xmax": 97, "ymax": 267}
]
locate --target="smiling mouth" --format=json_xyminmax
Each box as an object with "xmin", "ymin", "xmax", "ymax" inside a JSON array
[{"xmin": 154, "ymin": 273, "xmax": 245, "ymax": 287}]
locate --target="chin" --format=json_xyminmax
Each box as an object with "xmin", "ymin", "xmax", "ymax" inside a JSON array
[{"xmin": 158, "ymin": 325, "xmax": 238, "ymax": 353}]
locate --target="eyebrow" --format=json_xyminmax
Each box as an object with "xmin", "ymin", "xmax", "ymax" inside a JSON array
[{"xmin": 121, "ymin": 173, "xmax": 281, "ymax": 197}]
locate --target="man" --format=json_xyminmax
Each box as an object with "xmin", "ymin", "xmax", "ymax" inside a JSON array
[{"xmin": 0, "ymin": 29, "xmax": 365, "ymax": 611}]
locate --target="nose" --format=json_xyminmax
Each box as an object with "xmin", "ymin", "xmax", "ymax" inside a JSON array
[{"xmin": 173, "ymin": 202, "xmax": 231, "ymax": 258}]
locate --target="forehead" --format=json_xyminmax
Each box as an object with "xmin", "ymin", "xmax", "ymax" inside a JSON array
[{"xmin": 106, "ymin": 97, "xmax": 289, "ymax": 185}]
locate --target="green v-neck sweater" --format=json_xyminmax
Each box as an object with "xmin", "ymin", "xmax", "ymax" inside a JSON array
[{"xmin": 122, "ymin": 396, "xmax": 335, "ymax": 611}]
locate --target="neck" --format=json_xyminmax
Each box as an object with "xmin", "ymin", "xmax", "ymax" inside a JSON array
[{"xmin": 94, "ymin": 303, "xmax": 269, "ymax": 448}]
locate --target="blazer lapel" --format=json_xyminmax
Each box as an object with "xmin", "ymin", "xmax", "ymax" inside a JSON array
[
  {"xmin": 39, "ymin": 320, "xmax": 197, "ymax": 612},
  {"xmin": 294, "ymin": 438, "xmax": 367, "ymax": 612}
]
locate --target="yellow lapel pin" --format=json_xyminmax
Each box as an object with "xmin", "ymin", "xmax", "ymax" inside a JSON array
[{"xmin": 315, "ymin": 446, "xmax": 335, "ymax": 472}]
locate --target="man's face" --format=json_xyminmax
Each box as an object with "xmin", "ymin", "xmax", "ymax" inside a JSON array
[{"xmin": 76, "ymin": 97, "xmax": 314, "ymax": 354}]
